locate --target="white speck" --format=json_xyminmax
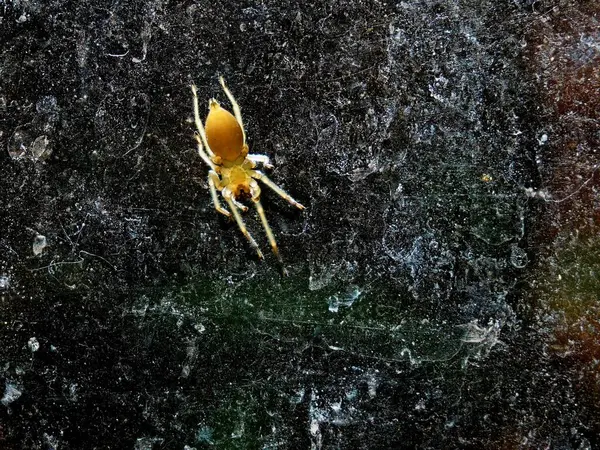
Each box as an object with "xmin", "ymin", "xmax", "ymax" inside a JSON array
[
  {"xmin": 67, "ymin": 383, "xmax": 78, "ymax": 401},
  {"xmin": 510, "ymin": 244, "xmax": 528, "ymax": 268},
  {"xmin": 28, "ymin": 337, "xmax": 40, "ymax": 352},
  {"xmin": 134, "ymin": 437, "xmax": 164, "ymax": 450},
  {"xmin": 181, "ymin": 364, "xmax": 191, "ymax": 378},
  {"xmin": 33, "ymin": 235, "xmax": 47, "ymax": 255},
  {"xmin": 524, "ymin": 187, "xmax": 551, "ymax": 200},
  {"xmin": 0, "ymin": 275, "xmax": 10, "ymax": 289},
  {"xmin": 1, "ymin": 383, "xmax": 22, "ymax": 406},
  {"xmin": 330, "ymin": 401, "xmax": 342, "ymax": 413},
  {"xmin": 43, "ymin": 432, "xmax": 59, "ymax": 450},
  {"xmin": 196, "ymin": 425, "xmax": 214, "ymax": 444},
  {"xmin": 345, "ymin": 389, "xmax": 358, "ymax": 401},
  {"xmin": 310, "ymin": 419, "xmax": 319, "ymax": 436},
  {"xmin": 537, "ymin": 133, "xmax": 548, "ymax": 145},
  {"xmin": 367, "ymin": 377, "xmax": 377, "ymax": 398}
]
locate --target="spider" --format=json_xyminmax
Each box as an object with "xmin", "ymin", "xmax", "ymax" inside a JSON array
[{"xmin": 191, "ymin": 77, "xmax": 305, "ymax": 267}]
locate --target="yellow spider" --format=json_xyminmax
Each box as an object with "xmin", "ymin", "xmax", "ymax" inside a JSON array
[{"xmin": 191, "ymin": 77, "xmax": 305, "ymax": 266}]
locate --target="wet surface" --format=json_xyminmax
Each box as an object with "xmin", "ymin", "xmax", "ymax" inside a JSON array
[{"xmin": 1, "ymin": 0, "xmax": 599, "ymax": 448}]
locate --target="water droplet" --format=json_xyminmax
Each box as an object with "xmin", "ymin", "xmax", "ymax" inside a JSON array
[
  {"xmin": 31, "ymin": 135, "xmax": 51, "ymax": 160},
  {"xmin": 8, "ymin": 125, "xmax": 52, "ymax": 161},
  {"xmin": 8, "ymin": 126, "xmax": 31, "ymax": 160},
  {"xmin": 327, "ymin": 285, "xmax": 362, "ymax": 313}
]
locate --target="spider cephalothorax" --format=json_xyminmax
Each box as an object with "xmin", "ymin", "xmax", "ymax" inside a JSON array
[{"xmin": 191, "ymin": 77, "xmax": 305, "ymax": 269}]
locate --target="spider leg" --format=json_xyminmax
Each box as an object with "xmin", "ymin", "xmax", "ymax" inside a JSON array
[
  {"xmin": 252, "ymin": 170, "xmax": 305, "ymax": 210},
  {"xmin": 219, "ymin": 76, "xmax": 246, "ymax": 143},
  {"xmin": 195, "ymin": 135, "xmax": 216, "ymax": 171},
  {"xmin": 250, "ymin": 181, "xmax": 283, "ymax": 263},
  {"xmin": 208, "ymin": 171, "xmax": 230, "ymax": 217},
  {"xmin": 247, "ymin": 154, "xmax": 274, "ymax": 170},
  {"xmin": 191, "ymin": 84, "xmax": 217, "ymax": 160},
  {"xmin": 222, "ymin": 188, "xmax": 263, "ymax": 259}
]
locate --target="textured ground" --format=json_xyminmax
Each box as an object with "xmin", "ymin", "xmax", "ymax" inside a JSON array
[{"xmin": 1, "ymin": 0, "xmax": 599, "ymax": 448}]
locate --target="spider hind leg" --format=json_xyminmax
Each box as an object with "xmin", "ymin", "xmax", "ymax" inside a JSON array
[
  {"xmin": 250, "ymin": 181, "xmax": 288, "ymax": 275},
  {"xmin": 222, "ymin": 188, "xmax": 263, "ymax": 259}
]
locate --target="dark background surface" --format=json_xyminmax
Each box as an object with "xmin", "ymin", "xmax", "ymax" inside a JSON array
[{"xmin": 1, "ymin": 0, "xmax": 599, "ymax": 448}]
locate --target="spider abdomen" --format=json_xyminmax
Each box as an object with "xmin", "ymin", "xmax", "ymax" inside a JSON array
[{"xmin": 205, "ymin": 103, "xmax": 244, "ymax": 161}]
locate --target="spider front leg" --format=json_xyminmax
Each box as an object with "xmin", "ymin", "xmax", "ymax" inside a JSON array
[
  {"xmin": 230, "ymin": 197, "xmax": 249, "ymax": 212},
  {"xmin": 219, "ymin": 76, "xmax": 246, "ymax": 143},
  {"xmin": 195, "ymin": 135, "xmax": 216, "ymax": 171},
  {"xmin": 222, "ymin": 188, "xmax": 264, "ymax": 259},
  {"xmin": 248, "ymin": 154, "xmax": 274, "ymax": 170},
  {"xmin": 191, "ymin": 84, "xmax": 219, "ymax": 163},
  {"xmin": 252, "ymin": 170, "xmax": 305, "ymax": 210}
]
